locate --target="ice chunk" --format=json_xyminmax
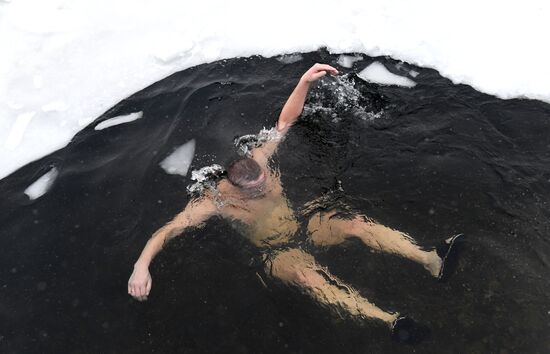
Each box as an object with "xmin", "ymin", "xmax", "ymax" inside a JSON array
[
  {"xmin": 94, "ymin": 112, "xmax": 143, "ymax": 130},
  {"xmin": 5, "ymin": 111, "xmax": 36, "ymax": 150},
  {"xmin": 159, "ymin": 139, "xmax": 196, "ymax": 176},
  {"xmin": 337, "ymin": 55, "xmax": 362, "ymax": 68},
  {"xmin": 276, "ymin": 53, "xmax": 303, "ymax": 64},
  {"xmin": 24, "ymin": 168, "xmax": 58, "ymax": 200},
  {"xmin": 358, "ymin": 62, "xmax": 416, "ymax": 88}
]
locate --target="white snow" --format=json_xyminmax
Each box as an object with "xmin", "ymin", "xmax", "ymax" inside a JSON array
[
  {"xmin": 358, "ymin": 62, "xmax": 416, "ymax": 88},
  {"xmin": 24, "ymin": 167, "xmax": 59, "ymax": 200},
  {"xmin": 94, "ymin": 112, "xmax": 143, "ymax": 130},
  {"xmin": 159, "ymin": 139, "xmax": 196, "ymax": 176},
  {"xmin": 1, "ymin": 0, "xmax": 550, "ymax": 180},
  {"xmin": 41, "ymin": 101, "xmax": 69, "ymax": 113},
  {"xmin": 5, "ymin": 111, "xmax": 35, "ymax": 150}
]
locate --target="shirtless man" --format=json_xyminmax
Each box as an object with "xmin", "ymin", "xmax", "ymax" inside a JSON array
[{"xmin": 128, "ymin": 63, "xmax": 463, "ymax": 344}]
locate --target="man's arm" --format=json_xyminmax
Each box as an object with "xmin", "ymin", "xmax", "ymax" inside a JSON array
[
  {"xmin": 252, "ymin": 63, "xmax": 339, "ymax": 163},
  {"xmin": 277, "ymin": 63, "xmax": 339, "ymax": 132},
  {"xmin": 128, "ymin": 197, "xmax": 217, "ymax": 301}
]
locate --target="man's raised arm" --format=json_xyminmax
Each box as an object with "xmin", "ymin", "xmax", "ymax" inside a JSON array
[
  {"xmin": 128, "ymin": 197, "xmax": 217, "ymax": 301},
  {"xmin": 276, "ymin": 63, "xmax": 339, "ymax": 132},
  {"xmin": 252, "ymin": 64, "xmax": 339, "ymax": 164}
]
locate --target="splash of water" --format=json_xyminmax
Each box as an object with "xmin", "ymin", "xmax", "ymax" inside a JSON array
[
  {"xmin": 304, "ymin": 74, "xmax": 385, "ymax": 122},
  {"xmin": 233, "ymin": 127, "xmax": 283, "ymax": 157},
  {"xmin": 186, "ymin": 164, "xmax": 225, "ymax": 196}
]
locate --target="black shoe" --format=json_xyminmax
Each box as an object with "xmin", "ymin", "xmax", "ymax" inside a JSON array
[
  {"xmin": 436, "ymin": 233, "xmax": 465, "ymax": 282},
  {"xmin": 390, "ymin": 316, "xmax": 431, "ymax": 344}
]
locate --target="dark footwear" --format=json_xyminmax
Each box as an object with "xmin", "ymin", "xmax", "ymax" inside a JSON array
[
  {"xmin": 436, "ymin": 233, "xmax": 465, "ymax": 282},
  {"xmin": 390, "ymin": 316, "xmax": 431, "ymax": 344}
]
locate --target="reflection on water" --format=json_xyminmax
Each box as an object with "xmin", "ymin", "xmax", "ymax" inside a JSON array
[{"xmin": 1, "ymin": 50, "xmax": 550, "ymax": 353}]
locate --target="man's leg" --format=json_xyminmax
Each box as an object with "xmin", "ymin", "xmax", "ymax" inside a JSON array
[
  {"xmin": 307, "ymin": 211, "xmax": 442, "ymax": 277},
  {"xmin": 266, "ymin": 248, "xmax": 398, "ymax": 325}
]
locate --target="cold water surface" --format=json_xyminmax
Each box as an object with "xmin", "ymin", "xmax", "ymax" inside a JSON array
[{"xmin": 1, "ymin": 50, "xmax": 550, "ymax": 353}]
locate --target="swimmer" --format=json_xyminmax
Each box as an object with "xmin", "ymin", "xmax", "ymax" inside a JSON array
[{"xmin": 128, "ymin": 63, "xmax": 463, "ymax": 344}]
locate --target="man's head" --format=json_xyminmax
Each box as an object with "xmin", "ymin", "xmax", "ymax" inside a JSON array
[{"xmin": 227, "ymin": 158, "xmax": 266, "ymax": 190}]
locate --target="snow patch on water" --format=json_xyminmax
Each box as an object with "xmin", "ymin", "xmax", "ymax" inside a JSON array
[
  {"xmin": 276, "ymin": 53, "xmax": 303, "ymax": 64},
  {"xmin": 337, "ymin": 55, "xmax": 362, "ymax": 68},
  {"xmin": 94, "ymin": 112, "xmax": 143, "ymax": 130},
  {"xmin": 159, "ymin": 139, "xmax": 196, "ymax": 176},
  {"xmin": 358, "ymin": 62, "xmax": 416, "ymax": 87},
  {"xmin": 24, "ymin": 167, "xmax": 58, "ymax": 200}
]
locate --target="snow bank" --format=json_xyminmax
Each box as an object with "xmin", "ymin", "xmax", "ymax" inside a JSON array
[{"xmin": 1, "ymin": 0, "xmax": 549, "ymax": 179}]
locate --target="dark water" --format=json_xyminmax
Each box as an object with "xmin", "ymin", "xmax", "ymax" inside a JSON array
[{"xmin": 1, "ymin": 50, "xmax": 550, "ymax": 353}]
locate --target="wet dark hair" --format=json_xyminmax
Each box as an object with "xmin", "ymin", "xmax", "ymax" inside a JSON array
[{"xmin": 227, "ymin": 158, "xmax": 263, "ymax": 188}]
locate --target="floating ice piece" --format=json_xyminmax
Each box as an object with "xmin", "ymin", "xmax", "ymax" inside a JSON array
[
  {"xmin": 24, "ymin": 168, "xmax": 58, "ymax": 200},
  {"xmin": 358, "ymin": 62, "xmax": 416, "ymax": 88},
  {"xmin": 337, "ymin": 54, "xmax": 362, "ymax": 68},
  {"xmin": 5, "ymin": 111, "xmax": 35, "ymax": 150},
  {"xmin": 276, "ymin": 53, "xmax": 303, "ymax": 64},
  {"xmin": 94, "ymin": 112, "xmax": 143, "ymax": 130},
  {"xmin": 160, "ymin": 139, "xmax": 196, "ymax": 176}
]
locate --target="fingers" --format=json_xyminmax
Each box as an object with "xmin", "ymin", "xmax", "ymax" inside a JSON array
[
  {"xmin": 128, "ymin": 268, "xmax": 151, "ymax": 301},
  {"xmin": 312, "ymin": 63, "xmax": 339, "ymax": 75},
  {"xmin": 303, "ymin": 63, "xmax": 339, "ymax": 82},
  {"xmin": 311, "ymin": 71, "xmax": 327, "ymax": 81},
  {"xmin": 128, "ymin": 281, "xmax": 149, "ymax": 301}
]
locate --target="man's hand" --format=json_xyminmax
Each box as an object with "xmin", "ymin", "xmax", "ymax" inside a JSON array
[
  {"xmin": 301, "ymin": 63, "xmax": 339, "ymax": 83},
  {"xmin": 128, "ymin": 263, "xmax": 152, "ymax": 301}
]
